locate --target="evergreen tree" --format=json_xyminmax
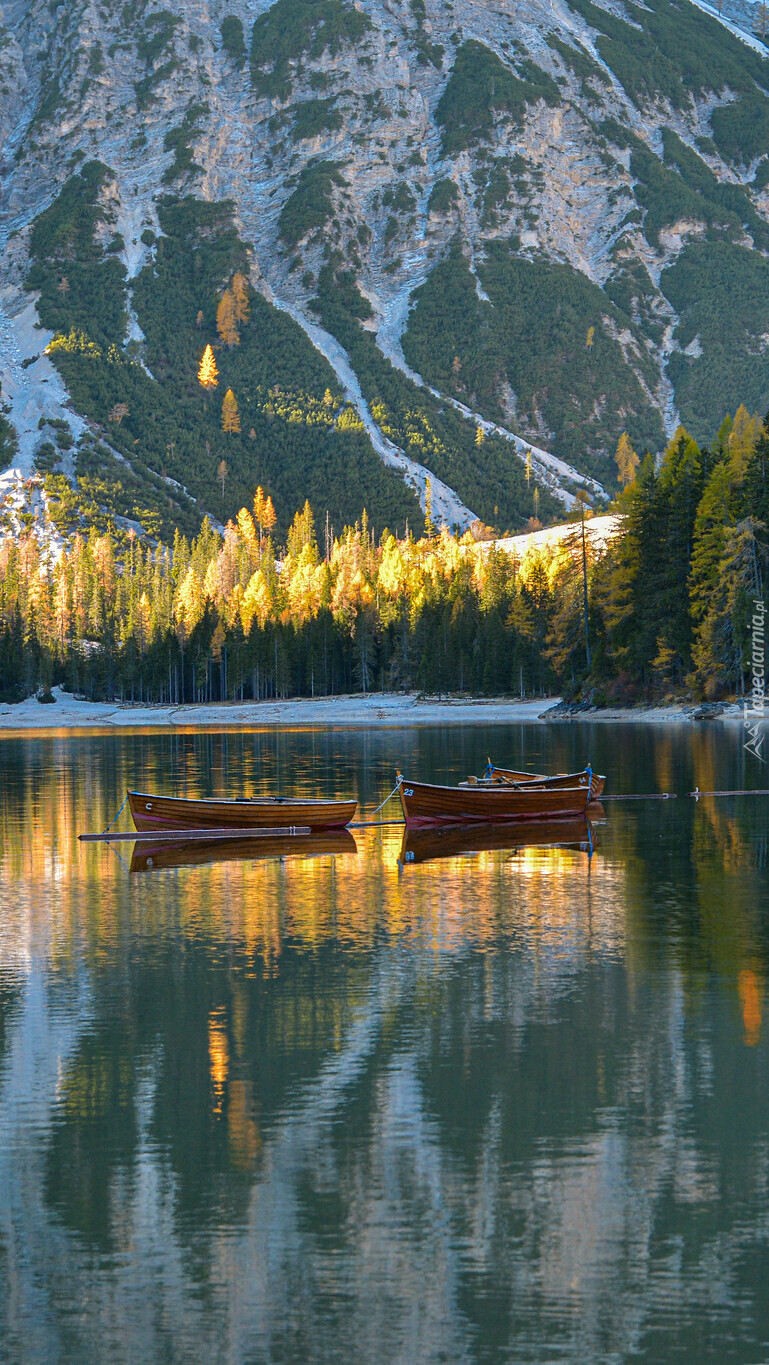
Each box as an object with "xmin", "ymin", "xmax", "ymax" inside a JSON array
[
  {"xmin": 692, "ymin": 519, "xmax": 768, "ymax": 697},
  {"xmin": 604, "ymin": 454, "xmax": 665, "ymax": 684},
  {"xmin": 655, "ymin": 427, "xmax": 707, "ymax": 679},
  {"xmin": 743, "ymin": 413, "xmax": 769, "ymax": 528}
]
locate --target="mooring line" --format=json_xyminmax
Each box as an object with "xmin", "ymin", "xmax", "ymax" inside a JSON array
[
  {"xmin": 369, "ymin": 782, "xmax": 402, "ymax": 817},
  {"xmin": 102, "ymin": 794, "xmax": 129, "ymax": 834},
  {"xmin": 601, "ymin": 790, "xmax": 769, "ymax": 801}
]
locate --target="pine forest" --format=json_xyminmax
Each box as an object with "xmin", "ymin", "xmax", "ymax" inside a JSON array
[{"xmin": 2, "ymin": 405, "xmax": 767, "ymax": 706}]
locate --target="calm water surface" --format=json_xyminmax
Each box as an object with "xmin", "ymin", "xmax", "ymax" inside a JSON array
[{"xmin": 0, "ymin": 722, "xmax": 768, "ymax": 1364}]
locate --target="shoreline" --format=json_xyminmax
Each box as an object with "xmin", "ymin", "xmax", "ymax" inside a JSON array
[{"xmin": 0, "ymin": 688, "xmax": 751, "ymax": 733}]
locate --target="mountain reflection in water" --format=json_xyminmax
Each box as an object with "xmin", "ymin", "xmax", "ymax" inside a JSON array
[{"xmin": 0, "ymin": 722, "xmax": 768, "ymax": 1364}]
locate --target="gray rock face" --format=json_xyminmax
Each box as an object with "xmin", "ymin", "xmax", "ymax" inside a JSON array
[{"xmin": 2, "ymin": 0, "xmax": 769, "ymax": 523}]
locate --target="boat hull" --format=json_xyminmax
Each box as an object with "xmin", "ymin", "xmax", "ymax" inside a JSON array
[
  {"xmin": 482, "ymin": 766, "xmax": 606, "ymax": 800},
  {"xmin": 397, "ymin": 777, "xmax": 590, "ymax": 828},
  {"xmin": 128, "ymin": 790, "xmax": 357, "ymax": 833}
]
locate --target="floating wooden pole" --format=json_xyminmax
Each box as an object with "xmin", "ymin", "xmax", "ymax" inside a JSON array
[
  {"xmin": 599, "ymin": 793, "xmax": 677, "ymax": 801},
  {"xmin": 689, "ymin": 789, "xmax": 769, "ymax": 798},
  {"xmin": 79, "ymin": 825, "xmax": 312, "ymax": 844},
  {"xmin": 350, "ymin": 819, "xmax": 405, "ymax": 829}
]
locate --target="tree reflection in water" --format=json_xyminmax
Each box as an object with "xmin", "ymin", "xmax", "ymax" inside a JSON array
[{"xmin": 0, "ymin": 722, "xmax": 767, "ymax": 1363}]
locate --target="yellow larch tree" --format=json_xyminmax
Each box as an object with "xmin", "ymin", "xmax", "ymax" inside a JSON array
[
  {"xmin": 236, "ymin": 507, "xmax": 258, "ymax": 563},
  {"xmin": 222, "ymin": 389, "xmax": 241, "ymax": 434},
  {"xmin": 216, "ymin": 289, "xmax": 239, "ymax": 346},
  {"xmin": 254, "ymin": 486, "xmax": 276, "ymax": 539},
  {"xmin": 378, "ymin": 534, "xmax": 410, "ymax": 598},
  {"xmin": 729, "ymin": 404, "xmax": 762, "ymax": 480},
  {"xmin": 615, "ymin": 431, "xmax": 639, "ymax": 486},
  {"xmin": 424, "ymin": 478, "xmax": 434, "ymax": 537},
  {"xmin": 203, "ymin": 557, "xmax": 221, "ymax": 604},
  {"xmin": 174, "ymin": 565, "xmax": 205, "ymax": 638},
  {"xmin": 231, "ymin": 272, "xmax": 250, "ymax": 324},
  {"xmin": 286, "ymin": 544, "xmax": 324, "ymax": 624},
  {"xmin": 240, "ymin": 569, "xmax": 272, "ymax": 632},
  {"xmin": 253, "ymin": 486, "xmax": 265, "ymax": 536},
  {"xmin": 198, "ymin": 344, "xmax": 219, "ymax": 394}
]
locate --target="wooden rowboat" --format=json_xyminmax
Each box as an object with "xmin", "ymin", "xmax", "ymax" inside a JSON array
[
  {"xmin": 397, "ymin": 775, "xmax": 591, "ymax": 827},
  {"xmin": 468, "ymin": 765, "xmax": 606, "ymax": 801},
  {"xmin": 400, "ymin": 818, "xmax": 595, "ymax": 865},
  {"xmin": 130, "ymin": 828, "xmax": 358, "ymax": 873},
  {"xmin": 128, "ymin": 789, "xmax": 357, "ymax": 833}
]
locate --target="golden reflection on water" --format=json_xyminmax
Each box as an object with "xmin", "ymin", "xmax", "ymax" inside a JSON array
[
  {"xmin": 0, "ymin": 725, "xmax": 767, "ymax": 1046},
  {"xmin": 3, "ymin": 727, "xmax": 769, "ymax": 1364}
]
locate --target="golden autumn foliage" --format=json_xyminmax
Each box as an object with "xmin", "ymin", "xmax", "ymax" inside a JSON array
[
  {"xmin": 216, "ymin": 289, "xmax": 239, "ymax": 347},
  {"xmin": 7, "ymin": 396, "xmax": 769, "ymax": 711},
  {"xmin": 221, "ymin": 388, "xmax": 241, "ymax": 434},
  {"xmin": 253, "ymin": 486, "xmax": 276, "ymax": 536},
  {"xmin": 615, "ymin": 432, "xmax": 639, "ymax": 486},
  {"xmin": 198, "ymin": 344, "xmax": 219, "ymax": 391},
  {"xmin": 231, "ymin": 272, "xmax": 250, "ymax": 324}
]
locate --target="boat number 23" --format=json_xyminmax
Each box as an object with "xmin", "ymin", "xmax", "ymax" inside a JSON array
[{"xmin": 403, "ymin": 788, "xmax": 414, "ymax": 796}]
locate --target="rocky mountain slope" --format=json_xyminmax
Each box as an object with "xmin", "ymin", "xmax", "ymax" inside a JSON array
[{"xmin": 1, "ymin": 0, "xmax": 769, "ymax": 539}]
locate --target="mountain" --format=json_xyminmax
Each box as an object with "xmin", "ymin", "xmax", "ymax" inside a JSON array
[{"xmin": 1, "ymin": 0, "xmax": 769, "ymax": 541}]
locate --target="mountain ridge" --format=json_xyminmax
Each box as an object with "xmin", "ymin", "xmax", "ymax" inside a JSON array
[{"xmin": 2, "ymin": 0, "xmax": 769, "ymax": 540}]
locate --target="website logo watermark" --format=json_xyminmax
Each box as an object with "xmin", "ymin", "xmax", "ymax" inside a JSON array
[{"xmin": 744, "ymin": 598, "xmax": 765, "ymax": 761}]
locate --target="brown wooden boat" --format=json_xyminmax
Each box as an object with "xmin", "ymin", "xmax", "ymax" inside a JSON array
[
  {"xmin": 130, "ymin": 828, "xmax": 358, "ymax": 873},
  {"xmin": 467, "ymin": 764, "xmax": 606, "ymax": 800},
  {"xmin": 128, "ymin": 789, "xmax": 357, "ymax": 833},
  {"xmin": 397, "ymin": 775, "xmax": 591, "ymax": 827},
  {"xmin": 400, "ymin": 818, "xmax": 595, "ymax": 866}
]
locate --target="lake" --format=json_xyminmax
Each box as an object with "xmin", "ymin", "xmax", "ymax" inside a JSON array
[{"xmin": 0, "ymin": 722, "xmax": 768, "ymax": 1364}]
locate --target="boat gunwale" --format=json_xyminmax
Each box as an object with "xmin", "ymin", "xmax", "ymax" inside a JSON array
[
  {"xmin": 397, "ymin": 777, "xmax": 589, "ymax": 797},
  {"xmin": 127, "ymin": 788, "xmax": 356, "ymax": 809}
]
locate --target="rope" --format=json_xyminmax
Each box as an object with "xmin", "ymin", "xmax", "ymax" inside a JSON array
[
  {"xmin": 102, "ymin": 794, "xmax": 128, "ymax": 835},
  {"xmin": 370, "ymin": 782, "xmax": 402, "ymax": 817}
]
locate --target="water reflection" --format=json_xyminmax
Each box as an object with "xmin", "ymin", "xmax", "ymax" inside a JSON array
[
  {"xmin": 0, "ymin": 724, "xmax": 768, "ymax": 1362},
  {"xmin": 129, "ymin": 828, "xmax": 358, "ymax": 873},
  {"xmin": 399, "ymin": 816, "xmax": 597, "ymax": 866}
]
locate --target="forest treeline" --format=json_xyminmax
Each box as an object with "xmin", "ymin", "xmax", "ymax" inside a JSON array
[{"xmin": 1, "ymin": 406, "xmax": 767, "ymax": 706}]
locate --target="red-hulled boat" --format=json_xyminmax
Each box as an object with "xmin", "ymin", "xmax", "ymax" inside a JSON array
[
  {"xmin": 127, "ymin": 790, "xmax": 357, "ymax": 833},
  {"xmin": 396, "ymin": 774, "xmax": 591, "ymax": 827}
]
